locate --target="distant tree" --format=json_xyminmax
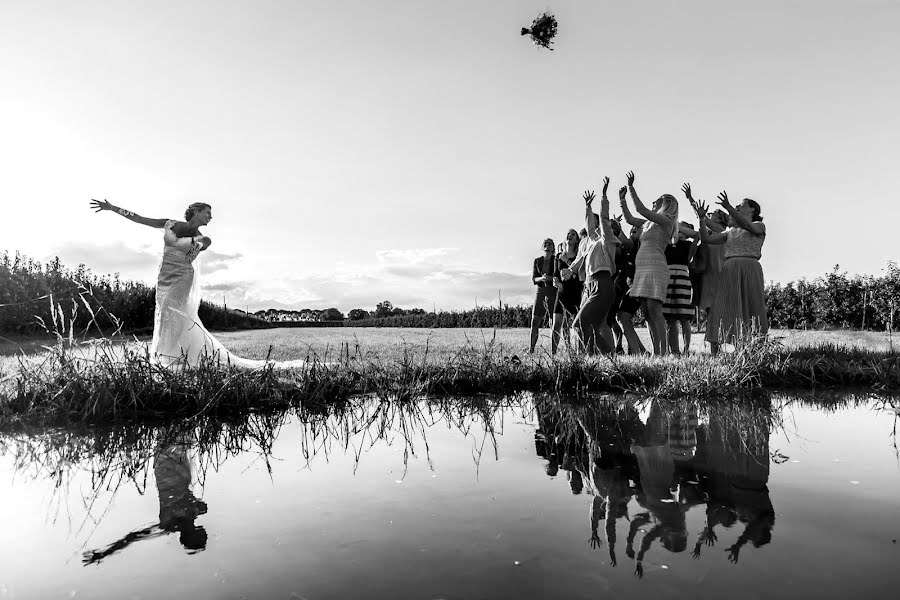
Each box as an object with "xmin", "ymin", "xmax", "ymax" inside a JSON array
[
  {"xmin": 348, "ymin": 308, "xmax": 369, "ymax": 320},
  {"xmin": 375, "ymin": 300, "xmax": 394, "ymax": 318},
  {"xmin": 320, "ymin": 307, "xmax": 344, "ymax": 321}
]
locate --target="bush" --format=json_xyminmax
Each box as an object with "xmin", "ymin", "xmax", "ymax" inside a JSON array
[{"xmin": 0, "ymin": 251, "xmax": 269, "ymax": 335}]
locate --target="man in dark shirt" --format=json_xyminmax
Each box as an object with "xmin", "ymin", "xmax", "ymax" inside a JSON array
[{"xmin": 530, "ymin": 238, "xmax": 558, "ymax": 353}]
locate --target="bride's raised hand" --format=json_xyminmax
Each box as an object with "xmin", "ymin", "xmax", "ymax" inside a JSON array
[{"xmin": 90, "ymin": 198, "xmax": 113, "ymax": 213}]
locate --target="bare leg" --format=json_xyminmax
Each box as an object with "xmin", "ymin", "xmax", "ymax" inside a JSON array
[
  {"xmin": 680, "ymin": 317, "xmax": 692, "ymax": 353},
  {"xmin": 551, "ymin": 312, "xmax": 564, "ymax": 354},
  {"xmin": 617, "ymin": 311, "xmax": 646, "ymax": 355},
  {"xmin": 666, "ymin": 317, "xmax": 680, "ymax": 355},
  {"xmin": 642, "ymin": 299, "xmax": 668, "ymax": 356},
  {"xmin": 530, "ymin": 308, "xmax": 542, "ymax": 353},
  {"xmin": 610, "ymin": 318, "xmax": 624, "ymax": 353}
]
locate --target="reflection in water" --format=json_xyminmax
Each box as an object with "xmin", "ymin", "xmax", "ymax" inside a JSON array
[
  {"xmin": 3, "ymin": 393, "xmax": 897, "ymax": 587},
  {"xmin": 534, "ymin": 397, "xmax": 776, "ymax": 576},
  {"xmin": 0, "ymin": 397, "xmax": 508, "ymax": 567},
  {"xmin": 82, "ymin": 438, "xmax": 208, "ymax": 565}
]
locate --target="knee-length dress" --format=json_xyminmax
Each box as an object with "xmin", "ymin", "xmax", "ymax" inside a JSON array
[
  {"xmin": 629, "ymin": 220, "xmax": 672, "ymax": 303},
  {"xmin": 705, "ymin": 226, "xmax": 768, "ymax": 344},
  {"xmin": 662, "ymin": 239, "xmax": 694, "ymax": 319},
  {"xmin": 699, "ymin": 243, "xmax": 725, "ymax": 311}
]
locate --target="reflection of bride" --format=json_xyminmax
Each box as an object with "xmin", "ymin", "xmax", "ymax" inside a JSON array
[
  {"xmin": 82, "ymin": 439, "xmax": 207, "ymax": 564},
  {"xmin": 90, "ymin": 199, "xmax": 297, "ymax": 368}
]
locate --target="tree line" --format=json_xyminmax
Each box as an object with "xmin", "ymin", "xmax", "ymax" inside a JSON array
[
  {"xmin": 3, "ymin": 251, "xmax": 898, "ymax": 335},
  {"xmin": 0, "ymin": 251, "xmax": 269, "ymax": 336},
  {"xmin": 334, "ymin": 264, "xmax": 900, "ymax": 331}
]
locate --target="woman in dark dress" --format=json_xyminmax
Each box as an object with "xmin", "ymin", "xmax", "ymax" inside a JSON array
[
  {"xmin": 662, "ymin": 223, "xmax": 700, "ymax": 354},
  {"xmin": 552, "ymin": 229, "xmax": 584, "ymax": 354}
]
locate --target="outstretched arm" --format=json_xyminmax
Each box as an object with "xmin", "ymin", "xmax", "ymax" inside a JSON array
[
  {"xmin": 627, "ymin": 171, "xmax": 674, "ymax": 229},
  {"xmin": 696, "ymin": 201, "xmax": 727, "ymax": 245},
  {"xmin": 82, "ymin": 524, "xmax": 166, "ymax": 565},
  {"xmin": 618, "ymin": 186, "xmax": 646, "ymax": 228},
  {"xmin": 717, "ymin": 191, "xmax": 765, "ymax": 235},
  {"xmin": 90, "ymin": 199, "xmax": 169, "ymax": 228},
  {"xmin": 584, "ymin": 190, "xmax": 599, "ymax": 239}
]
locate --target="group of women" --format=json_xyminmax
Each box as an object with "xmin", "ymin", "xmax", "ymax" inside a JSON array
[{"xmin": 529, "ymin": 172, "xmax": 768, "ymax": 356}]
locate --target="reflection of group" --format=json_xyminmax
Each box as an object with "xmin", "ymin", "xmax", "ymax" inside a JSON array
[
  {"xmin": 82, "ymin": 439, "xmax": 208, "ymax": 565},
  {"xmin": 534, "ymin": 400, "xmax": 775, "ymax": 576},
  {"xmin": 529, "ymin": 172, "xmax": 768, "ymax": 356}
]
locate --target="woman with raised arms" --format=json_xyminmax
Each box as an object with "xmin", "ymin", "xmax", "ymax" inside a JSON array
[
  {"xmin": 694, "ymin": 192, "xmax": 768, "ymax": 354},
  {"xmin": 618, "ymin": 171, "xmax": 679, "ymax": 355},
  {"xmin": 566, "ymin": 178, "xmax": 617, "ymax": 354}
]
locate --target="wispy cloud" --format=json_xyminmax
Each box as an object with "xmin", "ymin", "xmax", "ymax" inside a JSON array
[
  {"xmin": 206, "ymin": 248, "xmax": 533, "ymax": 312},
  {"xmin": 48, "ymin": 241, "xmax": 157, "ymax": 275},
  {"xmin": 201, "ymin": 249, "xmax": 243, "ymax": 274}
]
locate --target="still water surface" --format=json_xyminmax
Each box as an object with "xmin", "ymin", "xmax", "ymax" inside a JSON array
[{"xmin": 1, "ymin": 395, "xmax": 899, "ymax": 599}]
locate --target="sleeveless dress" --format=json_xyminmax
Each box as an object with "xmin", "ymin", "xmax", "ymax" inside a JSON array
[
  {"xmin": 629, "ymin": 220, "xmax": 672, "ymax": 302},
  {"xmin": 705, "ymin": 225, "xmax": 768, "ymax": 344},
  {"xmin": 662, "ymin": 240, "xmax": 694, "ymax": 319},
  {"xmin": 150, "ymin": 221, "xmax": 304, "ymax": 369}
]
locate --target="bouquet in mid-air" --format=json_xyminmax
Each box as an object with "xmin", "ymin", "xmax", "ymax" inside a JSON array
[{"xmin": 521, "ymin": 10, "xmax": 558, "ymax": 50}]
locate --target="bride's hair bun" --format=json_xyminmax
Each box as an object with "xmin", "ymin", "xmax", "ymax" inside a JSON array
[{"xmin": 185, "ymin": 202, "xmax": 212, "ymax": 221}]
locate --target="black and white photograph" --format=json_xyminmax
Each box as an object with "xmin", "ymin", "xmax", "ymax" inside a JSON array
[{"xmin": 1, "ymin": 1, "xmax": 899, "ymax": 598}]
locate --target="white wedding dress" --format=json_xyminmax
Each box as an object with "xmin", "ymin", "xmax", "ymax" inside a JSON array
[{"xmin": 149, "ymin": 221, "xmax": 302, "ymax": 369}]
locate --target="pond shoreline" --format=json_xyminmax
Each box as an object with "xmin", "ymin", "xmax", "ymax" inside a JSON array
[{"xmin": 2, "ymin": 334, "xmax": 899, "ymax": 427}]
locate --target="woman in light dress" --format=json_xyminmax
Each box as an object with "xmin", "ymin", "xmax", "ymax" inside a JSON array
[
  {"xmin": 681, "ymin": 183, "xmax": 728, "ymax": 328},
  {"xmin": 618, "ymin": 171, "xmax": 679, "ymax": 355},
  {"xmin": 90, "ymin": 199, "xmax": 298, "ymax": 369},
  {"xmin": 694, "ymin": 192, "xmax": 768, "ymax": 354}
]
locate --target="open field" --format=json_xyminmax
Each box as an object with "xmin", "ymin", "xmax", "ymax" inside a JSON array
[{"xmin": 3, "ymin": 326, "xmax": 899, "ymax": 363}]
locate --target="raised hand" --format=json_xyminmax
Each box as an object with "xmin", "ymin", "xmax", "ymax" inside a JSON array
[
  {"xmin": 618, "ymin": 186, "xmax": 628, "ymax": 202},
  {"xmin": 716, "ymin": 191, "xmax": 733, "ymax": 211},
  {"xmin": 583, "ymin": 190, "xmax": 596, "ymax": 207},
  {"xmin": 90, "ymin": 198, "xmax": 113, "ymax": 212},
  {"xmin": 602, "ymin": 176, "xmax": 610, "ymax": 197},
  {"xmin": 626, "ymin": 171, "xmax": 635, "ymax": 187},
  {"xmin": 681, "ymin": 183, "xmax": 694, "ymax": 200},
  {"xmin": 695, "ymin": 199, "xmax": 710, "ymax": 220},
  {"xmin": 726, "ymin": 544, "xmax": 741, "ymax": 564}
]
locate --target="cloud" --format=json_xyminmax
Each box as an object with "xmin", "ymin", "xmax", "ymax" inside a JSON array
[
  {"xmin": 200, "ymin": 249, "xmax": 243, "ymax": 274},
  {"xmin": 205, "ymin": 247, "xmax": 534, "ymax": 312},
  {"xmin": 48, "ymin": 241, "xmax": 158, "ymax": 278}
]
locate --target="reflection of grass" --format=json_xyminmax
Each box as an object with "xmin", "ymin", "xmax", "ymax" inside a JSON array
[{"xmin": 0, "ymin": 396, "xmax": 507, "ymax": 525}]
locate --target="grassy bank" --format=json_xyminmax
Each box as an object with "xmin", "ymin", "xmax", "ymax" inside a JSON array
[{"xmin": 1, "ymin": 325, "xmax": 899, "ymax": 426}]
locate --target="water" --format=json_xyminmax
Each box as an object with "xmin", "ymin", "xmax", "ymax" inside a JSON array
[{"xmin": 1, "ymin": 395, "xmax": 899, "ymax": 599}]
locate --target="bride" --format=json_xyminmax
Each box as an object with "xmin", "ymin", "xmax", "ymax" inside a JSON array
[{"xmin": 90, "ymin": 199, "xmax": 289, "ymax": 369}]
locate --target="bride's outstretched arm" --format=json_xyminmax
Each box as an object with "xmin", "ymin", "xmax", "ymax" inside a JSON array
[{"xmin": 90, "ymin": 199, "xmax": 170, "ymax": 228}]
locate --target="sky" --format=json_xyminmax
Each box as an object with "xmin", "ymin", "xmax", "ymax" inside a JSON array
[{"xmin": 1, "ymin": 0, "xmax": 898, "ymax": 313}]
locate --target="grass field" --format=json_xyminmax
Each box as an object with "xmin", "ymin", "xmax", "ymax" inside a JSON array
[{"xmin": 3, "ymin": 326, "xmax": 898, "ymax": 364}]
